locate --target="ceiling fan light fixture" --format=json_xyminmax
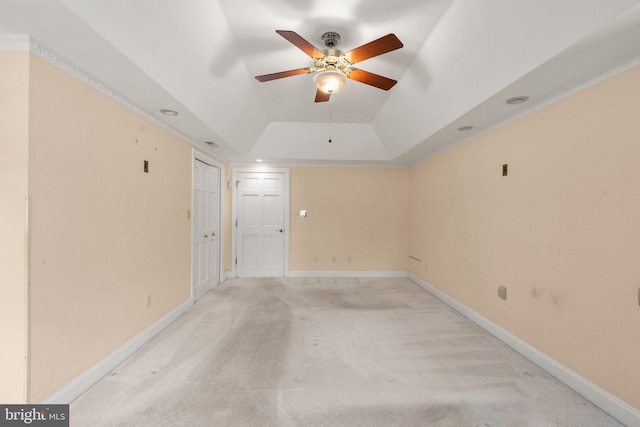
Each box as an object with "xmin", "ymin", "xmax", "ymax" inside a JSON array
[{"xmin": 314, "ymin": 70, "xmax": 347, "ymax": 94}]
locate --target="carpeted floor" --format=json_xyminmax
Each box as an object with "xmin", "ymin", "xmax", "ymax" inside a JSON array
[{"xmin": 70, "ymin": 277, "xmax": 623, "ymax": 426}]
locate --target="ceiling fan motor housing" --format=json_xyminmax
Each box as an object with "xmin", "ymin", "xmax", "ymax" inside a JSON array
[
  {"xmin": 315, "ymin": 48, "xmax": 349, "ymax": 73},
  {"xmin": 321, "ymin": 31, "xmax": 341, "ymax": 48}
]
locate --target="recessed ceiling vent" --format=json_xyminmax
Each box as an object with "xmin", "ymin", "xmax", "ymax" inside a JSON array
[{"xmin": 506, "ymin": 96, "xmax": 529, "ymax": 105}]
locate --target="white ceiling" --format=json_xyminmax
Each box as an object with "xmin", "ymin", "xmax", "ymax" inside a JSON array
[{"xmin": 2, "ymin": 0, "xmax": 640, "ymax": 166}]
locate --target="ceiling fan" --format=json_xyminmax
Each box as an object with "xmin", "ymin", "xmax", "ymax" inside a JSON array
[{"xmin": 255, "ymin": 30, "xmax": 403, "ymax": 102}]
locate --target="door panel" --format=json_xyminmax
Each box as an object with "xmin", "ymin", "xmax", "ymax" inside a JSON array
[
  {"xmin": 263, "ymin": 235, "xmax": 281, "ymax": 266},
  {"xmin": 263, "ymin": 195, "xmax": 280, "ymax": 225},
  {"xmin": 242, "ymin": 194, "xmax": 260, "ymax": 225},
  {"xmin": 236, "ymin": 172, "xmax": 285, "ymax": 277},
  {"xmin": 263, "ymin": 177, "xmax": 280, "ymax": 190},
  {"xmin": 242, "ymin": 235, "xmax": 260, "ymax": 266}
]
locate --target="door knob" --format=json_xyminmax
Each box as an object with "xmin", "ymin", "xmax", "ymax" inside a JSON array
[
  {"xmin": 204, "ymin": 234, "xmax": 209, "ymax": 238},
  {"xmin": 278, "ymin": 229, "xmax": 283, "ymax": 233}
]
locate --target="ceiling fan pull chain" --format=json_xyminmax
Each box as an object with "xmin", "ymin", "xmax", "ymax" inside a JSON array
[{"xmin": 328, "ymin": 104, "xmax": 333, "ymax": 143}]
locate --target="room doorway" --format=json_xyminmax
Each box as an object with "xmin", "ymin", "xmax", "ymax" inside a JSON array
[{"xmin": 233, "ymin": 168, "xmax": 289, "ymax": 277}]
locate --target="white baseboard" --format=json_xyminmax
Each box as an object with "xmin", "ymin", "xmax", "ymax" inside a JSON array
[
  {"xmin": 408, "ymin": 273, "xmax": 640, "ymax": 427},
  {"xmin": 287, "ymin": 270, "xmax": 408, "ymax": 278},
  {"xmin": 41, "ymin": 298, "xmax": 194, "ymax": 404}
]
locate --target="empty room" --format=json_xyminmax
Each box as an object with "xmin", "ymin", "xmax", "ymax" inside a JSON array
[{"xmin": 1, "ymin": 1, "xmax": 639, "ymax": 426}]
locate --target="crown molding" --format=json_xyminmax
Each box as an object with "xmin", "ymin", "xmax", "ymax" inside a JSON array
[
  {"xmin": 26, "ymin": 38, "xmax": 216, "ymax": 156},
  {"xmin": 409, "ymin": 48, "xmax": 640, "ymax": 167},
  {"xmin": 0, "ymin": 34, "xmax": 30, "ymax": 51},
  {"xmin": 484, "ymin": 48, "xmax": 640, "ymax": 145}
]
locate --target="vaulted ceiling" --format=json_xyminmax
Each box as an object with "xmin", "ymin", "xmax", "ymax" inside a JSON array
[{"xmin": 2, "ymin": 0, "xmax": 640, "ymax": 166}]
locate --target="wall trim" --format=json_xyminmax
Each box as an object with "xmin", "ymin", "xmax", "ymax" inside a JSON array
[
  {"xmin": 0, "ymin": 34, "xmax": 30, "ymax": 51},
  {"xmin": 408, "ymin": 47, "xmax": 640, "ymax": 168},
  {"xmin": 25, "ymin": 38, "xmax": 219, "ymax": 159},
  {"xmin": 40, "ymin": 298, "xmax": 194, "ymax": 404},
  {"xmin": 407, "ymin": 273, "xmax": 640, "ymax": 427},
  {"xmin": 288, "ymin": 270, "xmax": 408, "ymax": 278},
  {"xmin": 229, "ymin": 161, "xmax": 406, "ymax": 168}
]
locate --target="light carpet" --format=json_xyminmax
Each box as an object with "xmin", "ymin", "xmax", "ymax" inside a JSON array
[{"xmin": 70, "ymin": 277, "xmax": 623, "ymax": 426}]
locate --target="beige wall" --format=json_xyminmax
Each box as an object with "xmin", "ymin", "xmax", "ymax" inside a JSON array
[
  {"xmin": 408, "ymin": 65, "xmax": 640, "ymax": 410},
  {"xmin": 289, "ymin": 167, "xmax": 409, "ymax": 272},
  {"xmin": 0, "ymin": 51, "xmax": 30, "ymax": 403},
  {"xmin": 27, "ymin": 55, "xmax": 193, "ymax": 402}
]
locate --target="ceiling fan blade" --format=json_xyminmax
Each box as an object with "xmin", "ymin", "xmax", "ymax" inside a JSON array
[
  {"xmin": 276, "ymin": 30, "xmax": 325, "ymax": 59},
  {"xmin": 315, "ymin": 89, "xmax": 331, "ymax": 103},
  {"xmin": 347, "ymin": 69, "xmax": 397, "ymax": 90},
  {"xmin": 344, "ymin": 34, "xmax": 403, "ymax": 64},
  {"xmin": 255, "ymin": 68, "xmax": 313, "ymax": 82}
]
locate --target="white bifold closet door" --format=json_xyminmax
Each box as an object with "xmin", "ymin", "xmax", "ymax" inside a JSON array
[{"xmin": 192, "ymin": 159, "xmax": 220, "ymax": 299}]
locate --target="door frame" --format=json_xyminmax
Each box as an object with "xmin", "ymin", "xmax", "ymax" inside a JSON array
[
  {"xmin": 191, "ymin": 149, "xmax": 225, "ymax": 299},
  {"xmin": 231, "ymin": 167, "xmax": 290, "ymax": 278}
]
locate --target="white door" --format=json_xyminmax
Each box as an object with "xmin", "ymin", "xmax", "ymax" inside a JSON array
[
  {"xmin": 237, "ymin": 172, "xmax": 285, "ymax": 277},
  {"xmin": 192, "ymin": 159, "xmax": 220, "ymax": 299}
]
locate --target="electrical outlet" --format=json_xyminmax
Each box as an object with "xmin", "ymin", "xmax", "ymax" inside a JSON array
[
  {"xmin": 502, "ymin": 164, "xmax": 508, "ymax": 176},
  {"xmin": 144, "ymin": 160, "xmax": 149, "ymax": 173},
  {"xmin": 146, "ymin": 294, "xmax": 152, "ymax": 308},
  {"xmin": 498, "ymin": 286, "xmax": 507, "ymax": 300}
]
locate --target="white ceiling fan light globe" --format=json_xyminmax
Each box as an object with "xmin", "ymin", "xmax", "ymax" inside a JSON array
[{"xmin": 314, "ymin": 70, "xmax": 347, "ymax": 94}]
